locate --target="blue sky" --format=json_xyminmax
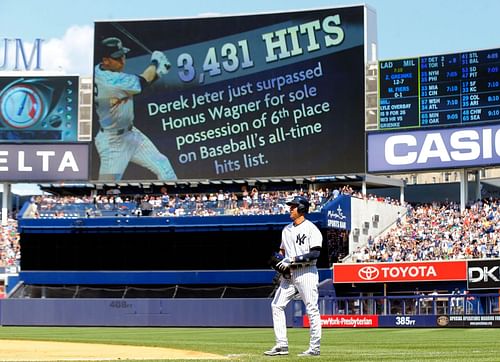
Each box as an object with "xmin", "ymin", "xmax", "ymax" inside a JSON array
[{"xmin": 3, "ymin": 0, "xmax": 500, "ymax": 64}]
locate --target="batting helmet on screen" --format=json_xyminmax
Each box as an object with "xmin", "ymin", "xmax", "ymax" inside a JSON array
[
  {"xmin": 99, "ymin": 37, "xmax": 130, "ymax": 59},
  {"xmin": 286, "ymin": 195, "xmax": 310, "ymax": 214}
]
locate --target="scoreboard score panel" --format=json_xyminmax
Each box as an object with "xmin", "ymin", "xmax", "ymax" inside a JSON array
[{"xmin": 378, "ymin": 47, "xmax": 500, "ymax": 130}]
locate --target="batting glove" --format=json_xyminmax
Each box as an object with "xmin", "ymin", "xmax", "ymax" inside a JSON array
[
  {"xmin": 276, "ymin": 257, "xmax": 292, "ymax": 271},
  {"xmin": 151, "ymin": 51, "xmax": 171, "ymax": 77}
]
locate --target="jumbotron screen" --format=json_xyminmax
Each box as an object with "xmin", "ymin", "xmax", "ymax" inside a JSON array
[
  {"xmin": 0, "ymin": 76, "xmax": 79, "ymax": 142},
  {"xmin": 92, "ymin": 6, "xmax": 367, "ymax": 182},
  {"xmin": 378, "ymin": 47, "xmax": 500, "ymax": 130}
]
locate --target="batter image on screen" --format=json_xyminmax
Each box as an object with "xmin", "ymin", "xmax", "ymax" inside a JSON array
[
  {"xmin": 265, "ymin": 196, "xmax": 322, "ymax": 357},
  {"xmin": 93, "ymin": 37, "xmax": 177, "ymax": 181}
]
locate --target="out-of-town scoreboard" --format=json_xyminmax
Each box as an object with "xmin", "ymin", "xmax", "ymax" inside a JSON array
[{"xmin": 378, "ymin": 47, "xmax": 500, "ymax": 130}]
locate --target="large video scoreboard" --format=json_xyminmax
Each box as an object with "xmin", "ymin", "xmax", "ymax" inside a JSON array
[
  {"xmin": 92, "ymin": 6, "xmax": 371, "ymax": 181},
  {"xmin": 379, "ymin": 47, "xmax": 500, "ymax": 130}
]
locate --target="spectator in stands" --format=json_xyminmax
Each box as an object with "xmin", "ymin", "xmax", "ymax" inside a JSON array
[
  {"xmin": 230, "ymin": 192, "xmax": 238, "ymax": 209},
  {"xmin": 242, "ymin": 186, "xmax": 249, "ymax": 209},
  {"xmin": 161, "ymin": 190, "xmax": 169, "ymax": 208},
  {"xmin": 251, "ymin": 187, "xmax": 259, "ymax": 205},
  {"xmin": 341, "ymin": 185, "xmax": 353, "ymax": 195},
  {"xmin": 450, "ymin": 287, "xmax": 463, "ymax": 314},
  {"xmin": 139, "ymin": 196, "xmax": 153, "ymax": 216},
  {"xmin": 22, "ymin": 197, "xmax": 39, "ymax": 219},
  {"xmin": 414, "ymin": 288, "xmax": 425, "ymax": 314},
  {"xmin": 217, "ymin": 190, "xmax": 225, "ymax": 208}
]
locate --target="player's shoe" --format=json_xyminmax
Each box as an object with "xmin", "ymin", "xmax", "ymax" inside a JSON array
[
  {"xmin": 297, "ymin": 349, "xmax": 320, "ymax": 356},
  {"xmin": 263, "ymin": 345, "xmax": 289, "ymax": 356}
]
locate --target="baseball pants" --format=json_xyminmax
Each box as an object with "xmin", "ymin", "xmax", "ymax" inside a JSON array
[
  {"xmin": 96, "ymin": 126, "xmax": 177, "ymax": 181},
  {"xmin": 271, "ymin": 265, "xmax": 321, "ymax": 350}
]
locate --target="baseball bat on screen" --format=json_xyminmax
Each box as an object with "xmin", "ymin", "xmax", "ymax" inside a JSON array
[{"xmin": 111, "ymin": 22, "xmax": 153, "ymax": 54}]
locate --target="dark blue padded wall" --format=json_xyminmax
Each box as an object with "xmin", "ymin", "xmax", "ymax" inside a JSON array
[
  {"xmin": 18, "ymin": 213, "xmax": 329, "ymax": 273},
  {"xmin": 0, "ymin": 298, "xmax": 294, "ymax": 326}
]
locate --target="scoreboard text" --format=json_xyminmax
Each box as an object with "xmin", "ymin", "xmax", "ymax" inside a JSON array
[{"xmin": 379, "ymin": 48, "xmax": 500, "ymax": 130}]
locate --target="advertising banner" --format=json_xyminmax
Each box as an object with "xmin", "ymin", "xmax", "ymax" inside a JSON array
[
  {"xmin": 367, "ymin": 123, "xmax": 500, "ymax": 173},
  {"xmin": 467, "ymin": 259, "xmax": 500, "ymax": 290},
  {"xmin": 304, "ymin": 314, "xmax": 378, "ymax": 328},
  {"xmin": 323, "ymin": 194, "xmax": 351, "ymax": 230},
  {"xmin": 304, "ymin": 315, "xmax": 500, "ymax": 328},
  {"xmin": 0, "ymin": 143, "xmax": 88, "ymax": 181},
  {"xmin": 378, "ymin": 315, "xmax": 437, "ymax": 327},
  {"xmin": 333, "ymin": 260, "xmax": 467, "ymax": 283},
  {"xmin": 437, "ymin": 315, "xmax": 500, "ymax": 327},
  {"xmin": 0, "ymin": 76, "xmax": 79, "ymax": 142},
  {"xmin": 92, "ymin": 6, "xmax": 366, "ymax": 181}
]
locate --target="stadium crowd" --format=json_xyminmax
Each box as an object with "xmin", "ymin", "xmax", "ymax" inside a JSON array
[
  {"xmin": 4, "ymin": 186, "xmax": 499, "ymax": 267},
  {"xmin": 1, "ymin": 185, "xmax": 387, "ymax": 267},
  {"xmin": 0, "ymin": 219, "xmax": 20, "ymax": 269},
  {"xmin": 352, "ymin": 198, "xmax": 500, "ymax": 262},
  {"xmin": 27, "ymin": 184, "xmax": 400, "ymax": 218},
  {"xmin": 31, "ymin": 187, "xmax": 344, "ymax": 218}
]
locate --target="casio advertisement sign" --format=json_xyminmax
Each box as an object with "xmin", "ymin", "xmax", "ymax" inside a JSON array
[
  {"xmin": 367, "ymin": 123, "xmax": 500, "ymax": 172},
  {"xmin": 467, "ymin": 259, "xmax": 500, "ymax": 290}
]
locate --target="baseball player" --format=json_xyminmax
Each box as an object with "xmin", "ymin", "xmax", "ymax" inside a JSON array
[
  {"xmin": 264, "ymin": 195, "xmax": 322, "ymax": 357},
  {"xmin": 94, "ymin": 37, "xmax": 177, "ymax": 181}
]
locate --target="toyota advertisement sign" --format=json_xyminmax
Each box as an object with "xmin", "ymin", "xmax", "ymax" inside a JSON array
[{"xmin": 333, "ymin": 261, "xmax": 467, "ymax": 283}]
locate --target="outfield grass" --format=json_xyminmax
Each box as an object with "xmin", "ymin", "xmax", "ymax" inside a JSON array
[{"xmin": 0, "ymin": 326, "xmax": 499, "ymax": 361}]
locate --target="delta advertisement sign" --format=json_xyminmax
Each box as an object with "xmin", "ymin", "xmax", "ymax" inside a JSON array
[
  {"xmin": 333, "ymin": 260, "xmax": 467, "ymax": 283},
  {"xmin": 0, "ymin": 143, "xmax": 89, "ymax": 181}
]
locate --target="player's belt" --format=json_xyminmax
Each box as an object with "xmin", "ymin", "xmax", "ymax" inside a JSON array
[
  {"xmin": 290, "ymin": 262, "xmax": 316, "ymax": 269},
  {"xmin": 100, "ymin": 125, "xmax": 133, "ymax": 135}
]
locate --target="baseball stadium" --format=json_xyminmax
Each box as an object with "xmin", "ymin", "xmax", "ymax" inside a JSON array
[{"xmin": 1, "ymin": 2, "xmax": 500, "ymax": 361}]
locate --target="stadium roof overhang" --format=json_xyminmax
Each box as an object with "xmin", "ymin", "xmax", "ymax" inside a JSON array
[
  {"xmin": 481, "ymin": 177, "xmax": 500, "ymax": 190},
  {"xmin": 37, "ymin": 173, "xmax": 405, "ymax": 196}
]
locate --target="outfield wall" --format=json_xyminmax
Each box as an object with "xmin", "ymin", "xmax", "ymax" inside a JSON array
[
  {"xmin": 3, "ymin": 298, "xmax": 500, "ymax": 327},
  {"xmin": 0, "ymin": 298, "xmax": 294, "ymax": 327}
]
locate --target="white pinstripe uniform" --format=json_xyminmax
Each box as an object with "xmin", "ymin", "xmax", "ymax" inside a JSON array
[
  {"xmin": 94, "ymin": 64, "xmax": 177, "ymax": 181},
  {"xmin": 271, "ymin": 218, "xmax": 322, "ymax": 351}
]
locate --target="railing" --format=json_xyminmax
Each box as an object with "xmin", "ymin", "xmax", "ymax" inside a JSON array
[
  {"xmin": 319, "ymin": 293, "xmax": 498, "ymax": 316},
  {"xmin": 32, "ymin": 197, "xmax": 327, "ymax": 219}
]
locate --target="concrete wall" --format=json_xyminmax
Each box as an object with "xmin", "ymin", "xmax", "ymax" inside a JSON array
[{"xmin": 349, "ymin": 197, "xmax": 406, "ymax": 253}]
